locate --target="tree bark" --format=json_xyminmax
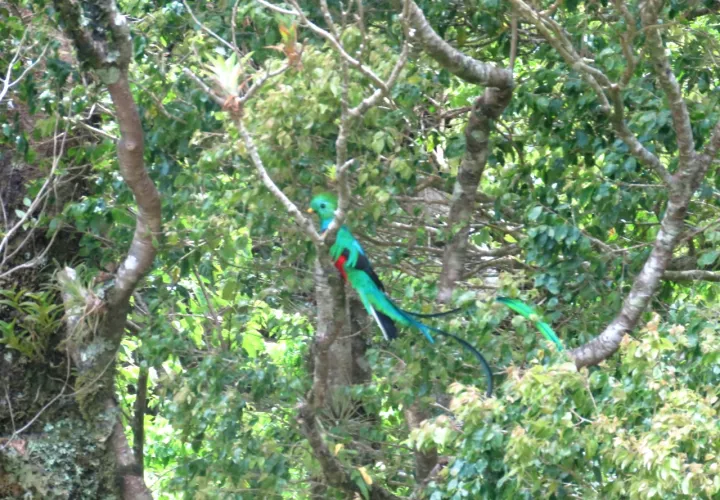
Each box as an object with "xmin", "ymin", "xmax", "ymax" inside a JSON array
[
  {"xmin": 438, "ymin": 88, "xmax": 512, "ymax": 302},
  {"xmin": 49, "ymin": 1, "xmax": 160, "ymax": 497},
  {"xmin": 510, "ymin": 0, "xmax": 719, "ymax": 367},
  {"xmin": 403, "ymin": 2, "xmax": 514, "ymax": 481}
]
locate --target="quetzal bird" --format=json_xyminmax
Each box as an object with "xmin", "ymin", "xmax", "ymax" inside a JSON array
[{"xmin": 308, "ymin": 193, "xmax": 563, "ymax": 397}]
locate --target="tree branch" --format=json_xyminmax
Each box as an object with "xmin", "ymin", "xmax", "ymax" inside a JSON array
[
  {"xmin": 132, "ymin": 364, "xmax": 148, "ymax": 476},
  {"xmin": 405, "ymin": 2, "xmax": 513, "ymax": 302},
  {"xmin": 663, "ymin": 269, "xmax": 720, "ymax": 282},
  {"xmin": 296, "ymin": 401, "xmax": 400, "ymax": 499},
  {"xmin": 257, "ymin": 0, "xmax": 389, "ymax": 91},
  {"xmin": 507, "ymin": 0, "xmax": 712, "ymax": 367},
  {"xmin": 107, "ymin": 399, "xmax": 151, "ymax": 500},
  {"xmin": 408, "ymin": 1, "xmax": 512, "ymax": 88},
  {"xmin": 324, "ymin": 0, "xmax": 411, "ymax": 243},
  {"xmin": 106, "ymin": 72, "xmax": 162, "ymax": 305},
  {"xmin": 54, "ymin": 2, "xmax": 158, "ymax": 497},
  {"xmin": 237, "ymin": 120, "xmax": 324, "ymax": 247},
  {"xmin": 640, "ymin": 0, "xmax": 695, "ymax": 169},
  {"xmin": 569, "ymin": 198, "xmax": 688, "ymax": 366},
  {"xmin": 510, "ymin": 0, "xmax": 673, "ymax": 185}
]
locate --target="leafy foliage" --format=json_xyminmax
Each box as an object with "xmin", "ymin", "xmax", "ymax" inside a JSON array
[{"xmin": 1, "ymin": 0, "xmax": 719, "ymax": 498}]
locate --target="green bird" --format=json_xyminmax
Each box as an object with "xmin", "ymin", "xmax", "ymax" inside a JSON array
[
  {"xmin": 307, "ymin": 193, "xmax": 564, "ymax": 396},
  {"xmin": 308, "ymin": 193, "xmax": 495, "ymax": 395}
]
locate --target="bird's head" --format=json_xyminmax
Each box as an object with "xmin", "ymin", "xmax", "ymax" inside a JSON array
[{"xmin": 307, "ymin": 192, "xmax": 338, "ymax": 224}]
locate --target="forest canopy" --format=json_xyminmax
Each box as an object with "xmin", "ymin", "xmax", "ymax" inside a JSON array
[{"xmin": 0, "ymin": 0, "xmax": 719, "ymax": 498}]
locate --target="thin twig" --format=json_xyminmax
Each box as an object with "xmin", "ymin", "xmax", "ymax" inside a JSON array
[
  {"xmin": 256, "ymin": 0, "xmax": 389, "ymax": 92},
  {"xmin": 183, "ymin": 0, "xmax": 239, "ymax": 55},
  {"xmin": 237, "ymin": 120, "xmax": 324, "ymax": 246}
]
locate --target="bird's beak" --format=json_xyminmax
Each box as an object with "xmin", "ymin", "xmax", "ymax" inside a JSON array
[{"xmin": 307, "ymin": 208, "xmax": 314, "ymax": 214}]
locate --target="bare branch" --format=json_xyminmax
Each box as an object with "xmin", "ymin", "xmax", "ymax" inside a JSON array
[
  {"xmin": 106, "ymin": 72, "xmax": 162, "ymax": 304},
  {"xmin": 510, "ymin": 0, "xmax": 673, "ymax": 185},
  {"xmin": 107, "ymin": 398, "xmax": 152, "ymax": 500},
  {"xmin": 663, "ymin": 269, "xmax": 720, "ymax": 282},
  {"xmin": 319, "ymin": 0, "xmax": 340, "ymax": 38},
  {"xmin": 0, "ymin": 117, "xmax": 66, "ymax": 262},
  {"xmin": 0, "ymin": 229, "xmax": 60, "ymax": 279},
  {"xmin": 405, "ymin": 1, "xmax": 515, "ymax": 302},
  {"xmin": 182, "ymin": 0, "xmax": 239, "ymax": 56},
  {"xmin": 132, "ymin": 364, "xmax": 148, "ymax": 476},
  {"xmin": 408, "ymin": 1, "xmax": 513, "ymax": 88},
  {"xmin": 323, "ymin": 0, "xmax": 411, "ymax": 243},
  {"xmin": 183, "ymin": 67, "xmax": 225, "ymax": 106},
  {"xmin": 256, "ymin": 0, "xmax": 389, "ymax": 92},
  {"xmin": 231, "ymin": 0, "xmax": 243, "ymax": 57},
  {"xmin": 640, "ymin": 0, "xmax": 695, "ymax": 168},
  {"xmin": 237, "ymin": 63, "xmax": 291, "ymax": 107},
  {"xmin": 0, "ymin": 27, "xmax": 30, "ymax": 104},
  {"xmin": 348, "ymin": 37, "xmax": 409, "ymax": 118},
  {"xmin": 613, "ymin": 0, "xmax": 638, "ymax": 86},
  {"xmin": 510, "ymin": 9, "xmax": 519, "ymax": 72},
  {"xmin": 354, "ymin": 0, "xmax": 368, "ymax": 62},
  {"xmin": 324, "ymin": 158, "xmax": 355, "ymax": 239},
  {"xmin": 700, "ymin": 119, "xmax": 720, "ymax": 162},
  {"xmin": 0, "ymin": 34, "xmax": 49, "ymax": 104},
  {"xmin": 237, "ymin": 120, "xmax": 324, "ymax": 247},
  {"xmin": 0, "ymin": 350, "xmax": 71, "ymax": 450},
  {"xmin": 608, "ymin": 85, "xmax": 674, "ymax": 184},
  {"xmin": 569, "ymin": 198, "xmax": 689, "ymax": 366}
]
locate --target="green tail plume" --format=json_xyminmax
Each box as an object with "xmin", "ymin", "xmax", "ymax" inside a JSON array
[
  {"xmin": 401, "ymin": 305, "xmax": 466, "ymax": 319},
  {"xmin": 421, "ymin": 322, "xmax": 494, "ymax": 397},
  {"xmin": 383, "ymin": 296, "xmax": 493, "ymax": 396},
  {"xmin": 495, "ymin": 297, "xmax": 564, "ymax": 351}
]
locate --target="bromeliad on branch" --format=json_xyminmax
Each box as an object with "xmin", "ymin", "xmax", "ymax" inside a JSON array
[{"xmin": 308, "ymin": 193, "xmax": 564, "ymax": 396}]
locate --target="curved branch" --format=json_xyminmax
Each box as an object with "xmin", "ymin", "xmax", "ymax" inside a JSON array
[
  {"xmin": 640, "ymin": 0, "xmax": 695, "ymax": 169},
  {"xmin": 405, "ymin": 2, "xmax": 513, "ymax": 302},
  {"xmin": 663, "ymin": 269, "xmax": 720, "ymax": 282},
  {"xmin": 569, "ymin": 198, "xmax": 688, "ymax": 366},
  {"xmin": 237, "ymin": 120, "xmax": 324, "ymax": 247},
  {"xmin": 256, "ymin": 0, "xmax": 389, "ymax": 91},
  {"xmin": 107, "ymin": 73, "xmax": 162, "ymax": 305},
  {"xmin": 510, "ymin": 0, "xmax": 672, "ymax": 185},
  {"xmin": 407, "ymin": 1, "xmax": 513, "ymax": 88}
]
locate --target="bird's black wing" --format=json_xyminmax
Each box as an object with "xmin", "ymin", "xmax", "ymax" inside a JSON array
[{"xmin": 341, "ymin": 249, "xmax": 385, "ymax": 292}]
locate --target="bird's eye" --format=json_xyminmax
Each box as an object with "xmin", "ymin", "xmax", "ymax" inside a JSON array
[{"xmin": 320, "ymin": 203, "xmax": 326, "ymax": 209}]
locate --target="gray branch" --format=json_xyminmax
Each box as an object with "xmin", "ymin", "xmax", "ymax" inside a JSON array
[
  {"xmin": 507, "ymin": 0, "xmax": 715, "ymax": 367},
  {"xmin": 237, "ymin": 120, "xmax": 324, "ymax": 247},
  {"xmin": 406, "ymin": 1, "xmax": 513, "ymax": 302},
  {"xmin": 407, "ymin": 1, "xmax": 513, "ymax": 88},
  {"xmin": 663, "ymin": 269, "xmax": 720, "ymax": 282},
  {"xmin": 510, "ymin": 0, "xmax": 673, "ymax": 185},
  {"xmin": 640, "ymin": 0, "xmax": 695, "ymax": 169},
  {"xmin": 54, "ymin": 2, "xmax": 159, "ymax": 497},
  {"xmin": 569, "ymin": 198, "xmax": 689, "ymax": 366}
]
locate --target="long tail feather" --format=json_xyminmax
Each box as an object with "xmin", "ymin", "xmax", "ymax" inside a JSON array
[
  {"xmin": 383, "ymin": 296, "xmax": 492, "ymax": 396},
  {"xmin": 371, "ymin": 307, "xmax": 398, "ymax": 341},
  {"xmin": 399, "ymin": 305, "xmax": 466, "ymax": 319},
  {"xmin": 495, "ymin": 296, "xmax": 564, "ymax": 351},
  {"xmin": 423, "ymin": 323, "xmax": 493, "ymax": 397},
  {"xmin": 359, "ymin": 283, "xmax": 492, "ymax": 394}
]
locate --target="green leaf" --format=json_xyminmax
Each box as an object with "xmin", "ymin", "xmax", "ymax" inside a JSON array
[
  {"xmin": 111, "ymin": 208, "xmax": 135, "ymax": 226},
  {"xmin": 528, "ymin": 206, "xmax": 543, "ymax": 221},
  {"xmin": 698, "ymin": 251, "xmax": 719, "ymax": 267},
  {"xmin": 221, "ymin": 281, "xmax": 236, "ymax": 301},
  {"xmin": 242, "ymin": 332, "xmax": 265, "ymax": 358}
]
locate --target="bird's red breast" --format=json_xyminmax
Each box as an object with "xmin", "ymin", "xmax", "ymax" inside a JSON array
[{"xmin": 334, "ymin": 255, "xmax": 348, "ymax": 281}]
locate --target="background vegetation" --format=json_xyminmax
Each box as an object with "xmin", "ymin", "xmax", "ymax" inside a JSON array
[{"xmin": 0, "ymin": 0, "xmax": 719, "ymax": 498}]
